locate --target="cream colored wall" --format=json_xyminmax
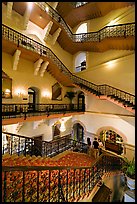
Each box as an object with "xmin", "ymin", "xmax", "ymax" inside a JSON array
[
  {"xmin": 72, "ymin": 6, "xmax": 134, "ymax": 33},
  {"xmin": 85, "ymin": 94, "xmax": 135, "ymax": 120},
  {"xmin": 72, "ymin": 113, "xmax": 135, "ymax": 146},
  {"xmin": 2, "ymin": 52, "xmax": 71, "ymax": 104},
  {"xmin": 3, "ymin": 116, "xmax": 72, "ymax": 141},
  {"xmin": 76, "ymin": 53, "xmax": 135, "ymax": 94},
  {"xmin": 2, "ymin": 3, "xmax": 73, "ymax": 71},
  {"xmin": 47, "ymin": 40, "xmax": 73, "ymax": 71},
  {"xmin": 88, "ymin": 6, "xmax": 134, "ymax": 32}
]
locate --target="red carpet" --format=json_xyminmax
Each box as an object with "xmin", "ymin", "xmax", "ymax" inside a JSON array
[{"xmin": 2, "ymin": 151, "xmax": 95, "ymax": 167}]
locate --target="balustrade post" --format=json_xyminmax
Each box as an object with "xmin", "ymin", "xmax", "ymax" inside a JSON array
[
  {"xmin": 24, "ymin": 139, "xmax": 26, "ymax": 156},
  {"xmin": 73, "ymin": 169, "xmax": 76, "ymax": 199},
  {"xmin": 22, "ymin": 171, "xmax": 25, "ymax": 202},
  {"xmin": 66, "ymin": 170, "xmax": 68, "ymax": 201},
  {"xmin": 37, "ymin": 171, "xmax": 39, "ymax": 202},
  {"xmin": 4, "ymin": 172, "xmax": 7, "ymax": 202},
  {"xmin": 18, "ymin": 137, "xmax": 20, "ymax": 156}
]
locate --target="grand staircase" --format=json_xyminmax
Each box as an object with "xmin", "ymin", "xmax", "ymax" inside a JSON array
[
  {"xmin": 2, "ymin": 23, "xmax": 135, "ymax": 114},
  {"xmin": 2, "ymin": 132, "xmax": 126, "ymax": 202}
]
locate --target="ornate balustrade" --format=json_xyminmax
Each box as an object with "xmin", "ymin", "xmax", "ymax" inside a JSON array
[
  {"xmin": 35, "ymin": 3, "xmax": 135, "ymax": 42},
  {"xmin": 2, "ymin": 103, "xmax": 85, "ymax": 120},
  {"xmin": 2, "ymin": 153, "xmax": 125, "ymax": 202},
  {"xmin": 2, "ymin": 132, "xmax": 87, "ymax": 157},
  {"xmin": 71, "ymin": 2, "xmax": 88, "ymax": 8},
  {"xmin": 2, "ymin": 24, "xmax": 135, "ymax": 108}
]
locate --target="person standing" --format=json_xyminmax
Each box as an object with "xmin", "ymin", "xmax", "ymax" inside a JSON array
[
  {"xmin": 92, "ymin": 137, "xmax": 99, "ymax": 159},
  {"xmin": 98, "ymin": 138, "xmax": 103, "ymax": 155}
]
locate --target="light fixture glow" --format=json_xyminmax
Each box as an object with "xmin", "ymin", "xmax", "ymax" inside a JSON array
[
  {"xmin": 107, "ymin": 19, "xmax": 118, "ymax": 26},
  {"xmin": 5, "ymin": 89, "xmax": 11, "ymax": 93},
  {"xmin": 60, "ymin": 123, "xmax": 66, "ymax": 132},
  {"xmin": 42, "ymin": 90, "xmax": 51, "ymax": 98},
  {"xmin": 15, "ymin": 88, "xmax": 26, "ymax": 97},
  {"xmin": 45, "ymin": 6, "xmax": 49, "ymax": 13},
  {"xmin": 105, "ymin": 60, "xmax": 116, "ymax": 69},
  {"xmin": 60, "ymin": 119, "xmax": 66, "ymax": 132},
  {"xmin": 28, "ymin": 2, "xmax": 33, "ymax": 11}
]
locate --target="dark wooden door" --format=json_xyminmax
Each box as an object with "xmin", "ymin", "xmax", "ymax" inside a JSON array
[
  {"xmin": 28, "ymin": 90, "xmax": 35, "ymax": 111},
  {"xmin": 33, "ymin": 135, "xmax": 42, "ymax": 156},
  {"xmin": 78, "ymin": 92, "xmax": 85, "ymax": 111}
]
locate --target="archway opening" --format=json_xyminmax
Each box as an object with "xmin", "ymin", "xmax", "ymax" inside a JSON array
[
  {"xmin": 78, "ymin": 91, "xmax": 85, "ymax": 110},
  {"xmin": 73, "ymin": 123, "xmax": 84, "ymax": 143},
  {"xmin": 75, "ymin": 52, "xmax": 86, "ymax": 72},
  {"xmin": 28, "ymin": 87, "xmax": 39, "ymax": 111}
]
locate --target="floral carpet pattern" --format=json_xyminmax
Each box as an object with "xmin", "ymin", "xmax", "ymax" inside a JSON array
[{"xmin": 2, "ymin": 151, "xmax": 95, "ymax": 167}]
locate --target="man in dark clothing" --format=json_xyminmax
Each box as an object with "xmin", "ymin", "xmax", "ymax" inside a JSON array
[{"xmin": 92, "ymin": 137, "xmax": 99, "ymax": 158}]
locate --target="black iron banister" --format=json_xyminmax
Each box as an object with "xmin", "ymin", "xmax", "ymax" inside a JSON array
[
  {"xmin": 2, "ymin": 131, "xmax": 87, "ymax": 157},
  {"xmin": 2, "ymin": 24, "xmax": 72, "ymax": 78},
  {"xmin": 35, "ymin": 2, "xmax": 135, "ymax": 42},
  {"xmin": 73, "ymin": 74, "xmax": 135, "ymax": 100},
  {"xmin": 2, "ymin": 153, "xmax": 126, "ymax": 202},
  {"xmin": 2, "ymin": 24, "xmax": 135, "ymax": 105}
]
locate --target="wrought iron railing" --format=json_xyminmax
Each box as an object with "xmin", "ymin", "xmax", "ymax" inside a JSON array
[
  {"xmin": 71, "ymin": 2, "xmax": 88, "ymax": 8},
  {"xmin": 2, "ymin": 24, "xmax": 135, "ymax": 108},
  {"xmin": 2, "ymin": 132, "xmax": 88, "ymax": 157},
  {"xmin": 2, "ymin": 24, "xmax": 73, "ymax": 80},
  {"xmin": 2, "ymin": 103, "xmax": 85, "ymax": 119},
  {"xmin": 35, "ymin": 2, "xmax": 135, "ymax": 42},
  {"xmin": 74, "ymin": 78, "xmax": 135, "ymax": 107},
  {"xmin": 2, "ymin": 153, "xmax": 125, "ymax": 202}
]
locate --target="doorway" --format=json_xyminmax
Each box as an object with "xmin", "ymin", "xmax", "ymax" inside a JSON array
[
  {"xmin": 28, "ymin": 88, "xmax": 36, "ymax": 111},
  {"xmin": 73, "ymin": 123, "xmax": 84, "ymax": 143},
  {"xmin": 78, "ymin": 92, "xmax": 85, "ymax": 111},
  {"xmin": 33, "ymin": 135, "xmax": 42, "ymax": 156}
]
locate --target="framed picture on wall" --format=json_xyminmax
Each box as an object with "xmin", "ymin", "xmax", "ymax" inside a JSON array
[{"xmin": 52, "ymin": 82, "xmax": 62, "ymax": 101}]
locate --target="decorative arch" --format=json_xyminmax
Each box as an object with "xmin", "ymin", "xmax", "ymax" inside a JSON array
[
  {"xmin": 28, "ymin": 87, "xmax": 40, "ymax": 111},
  {"xmin": 96, "ymin": 126, "xmax": 127, "ymax": 143},
  {"xmin": 76, "ymin": 22, "xmax": 87, "ymax": 34},
  {"xmin": 71, "ymin": 120, "xmax": 86, "ymax": 142},
  {"xmin": 78, "ymin": 91, "xmax": 85, "ymax": 110},
  {"xmin": 75, "ymin": 52, "xmax": 86, "ymax": 72},
  {"xmin": 72, "ymin": 120, "xmax": 86, "ymax": 131}
]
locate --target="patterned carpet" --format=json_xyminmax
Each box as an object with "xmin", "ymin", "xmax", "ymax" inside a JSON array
[{"xmin": 2, "ymin": 151, "xmax": 95, "ymax": 167}]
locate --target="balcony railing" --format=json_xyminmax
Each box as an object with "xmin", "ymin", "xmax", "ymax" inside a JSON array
[
  {"xmin": 2, "ymin": 132, "xmax": 87, "ymax": 157},
  {"xmin": 2, "ymin": 152, "xmax": 126, "ymax": 202},
  {"xmin": 2, "ymin": 24, "xmax": 135, "ymax": 109},
  {"xmin": 71, "ymin": 2, "xmax": 88, "ymax": 8},
  {"xmin": 2, "ymin": 103, "xmax": 85, "ymax": 120},
  {"xmin": 35, "ymin": 2, "xmax": 135, "ymax": 42}
]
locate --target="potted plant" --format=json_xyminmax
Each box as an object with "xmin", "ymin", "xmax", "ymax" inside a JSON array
[
  {"xmin": 64, "ymin": 91, "xmax": 77, "ymax": 109},
  {"xmin": 122, "ymin": 157, "xmax": 135, "ymax": 190}
]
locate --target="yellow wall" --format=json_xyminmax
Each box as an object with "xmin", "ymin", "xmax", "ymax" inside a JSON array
[
  {"xmin": 2, "ymin": 52, "xmax": 72, "ymax": 104},
  {"xmin": 2, "ymin": 3, "xmax": 73, "ymax": 71},
  {"xmin": 75, "ymin": 52, "xmax": 135, "ymax": 94}
]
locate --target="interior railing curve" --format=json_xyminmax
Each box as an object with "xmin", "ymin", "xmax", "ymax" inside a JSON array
[
  {"xmin": 2, "ymin": 24, "xmax": 135, "ymax": 108},
  {"xmin": 2, "ymin": 103, "xmax": 85, "ymax": 120},
  {"xmin": 35, "ymin": 2, "xmax": 135, "ymax": 42},
  {"xmin": 2, "ymin": 132, "xmax": 87, "ymax": 157},
  {"xmin": 2, "ymin": 150, "xmax": 126, "ymax": 202}
]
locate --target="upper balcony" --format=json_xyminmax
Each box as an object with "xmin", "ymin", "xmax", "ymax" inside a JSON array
[{"xmin": 2, "ymin": 2, "xmax": 135, "ymax": 54}]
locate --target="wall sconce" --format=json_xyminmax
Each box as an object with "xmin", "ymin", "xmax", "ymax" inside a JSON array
[
  {"xmin": 4, "ymin": 89, "xmax": 11, "ymax": 98},
  {"xmin": 105, "ymin": 60, "xmax": 116, "ymax": 69},
  {"xmin": 15, "ymin": 89, "xmax": 25, "ymax": 97},
  {"xmin": 107, "ymin": 19, "xmax": 118, "ymax": 26},
  {"xmin": 45, "ymin": 6, "xmax": 49, "ymax": 13},
  {"xmin": 60, "ymin": 119, "xmax": 66, "ymax": 132},
  {"xmin": 42, "ymin": 90, "xmax": 51, "ymax": 98}
]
